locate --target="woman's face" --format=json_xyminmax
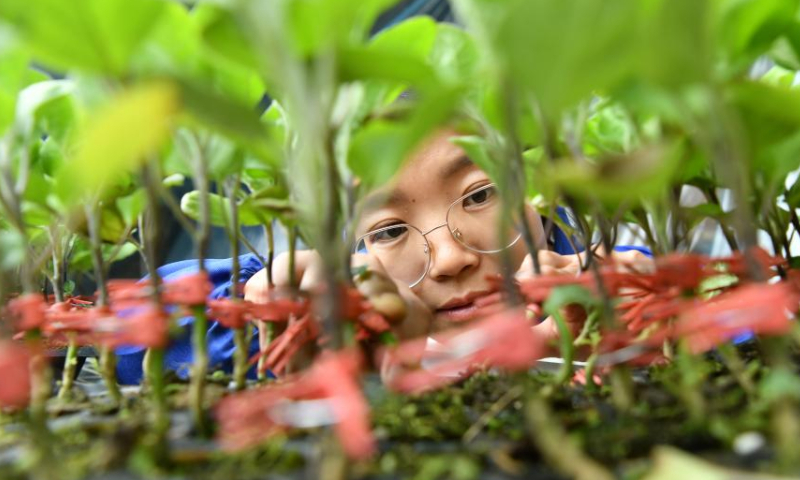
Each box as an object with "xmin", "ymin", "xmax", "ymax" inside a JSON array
[{"xmin": 356, "ymin": 129, "xmax": 545, "ymax": 331}]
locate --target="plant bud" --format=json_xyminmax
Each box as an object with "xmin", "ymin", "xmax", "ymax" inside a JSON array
[
  {"xmin": 354, "ymin": 271, "xmax": 398, "ymax": 297},
  {"xmin": 369, "ymin": 293, "xmax": 406, "ymax": 323}
]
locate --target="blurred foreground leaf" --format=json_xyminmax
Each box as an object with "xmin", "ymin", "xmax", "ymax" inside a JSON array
[
  {"xmin": 0, "ymin": 0, "xmax": 167, "ymax": 75},
  {"xmin": 55, "ymin": 81, "xmax": 180, "ymax": 203}
]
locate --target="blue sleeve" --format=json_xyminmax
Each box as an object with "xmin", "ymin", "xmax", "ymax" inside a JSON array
[
  {"xmin": 550, "ymin": 207, "xmax": 652, "ymax": 258},
  {"xmin": 115, "ymin": 254, "xmax": 265, "ymax": 385}
]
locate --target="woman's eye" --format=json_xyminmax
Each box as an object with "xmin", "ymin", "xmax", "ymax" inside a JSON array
[
  {"xmin": 463, "ymin": 185, "xmax": 495, "ymax": 209},
  {"xmin": 369, "ymin": 225, "xmax": 408, "ymax": 244}
]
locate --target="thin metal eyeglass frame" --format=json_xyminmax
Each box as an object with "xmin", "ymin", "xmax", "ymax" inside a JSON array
[{"xmin": 354, "ymin": 183, "xmax": 523, "ymax": 288}]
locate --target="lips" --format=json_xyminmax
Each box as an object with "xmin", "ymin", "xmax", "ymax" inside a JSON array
[{"xmin": 435, "ymin": 291, "xmax": 499, "ymax": 323}]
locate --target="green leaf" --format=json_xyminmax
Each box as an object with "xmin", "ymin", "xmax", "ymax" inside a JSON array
[
  {"xmin": 196, "ymin": 4, "xmax": 259, "ymax": 72},
  {"xmin": 63, "ymin": 279, "xmax": 75, "ymax": 296},
  {"xmin": 55, "ymin": 81, "xmax": 180, "ymax": 204},
  {"xmin": 21, "ymin": 201, "xmax": 52, "ymax": 227},
  {"xmin": 348, "ymin": 88, "xmax": 459, "ymax": 189},
  {"xmin": 284, "ymin": 0, "xmax": 396, "ymax": 56},
  {"xmin": 786, "ymin": 178, "xmax": 800, "ymax": 209},
  {"xmin": 180, "ymin": 190, "xmax": 266, "ymax": 228},
  {"xmin": 116, "ymin": 190, "xmax": 146, "ymax": 227},
  {"xmin": 370, "ymin": 16, "xmax": 437, "ymax": 60},
  {"xmin": 0, "ymin": 45, "xmax": 32, "ymax": 133},
  {"xmin": 0, "ymin": 229, "xmax": 26, "ymax": 270},
  {"xmin": 450, "ymin": 135, "xmax": 497, "ymax": 179},
  {"xmin": 339, "ymin": 46, "xmax": 439, "ymax": 91},
  {"xmin": 643, "ymin": 446, "xmax": 734, "ymax": 480},
  {"xmin": 544, "ymin": 142, "xmax": 684, "ymax": 205},
  {"xmin": 162, "ymin": 174, "xmax": 185, "ymax": 188},
  {"xmin": 716, "ymin": 0, "xmax": 800, "ymax": 72},
  {"xmin": 429, "ymin": 24, "xmax": 479, "ymax": 85},
  {"xmin": 637, "ymin": 0, "xmax": 712, "ymax": 88},
  {"xmin": 69, "ymin": 239, "xmax": 139, "ymax": 273},
  {"xmin": 205, "ymin": 136, "xmax": 245, "ymax": 181},
  {"xmin": 179, "ymin": 80, "xmax": 269, "ymax": 144},
  {"xmin": 475, "ymin": 0, "xmax": 641, "ymax": 116},
  {"xmin": 129, "ymin": 2, "xmax": 201, "ymax": 76},
  {"xmin": 760, "ymin": 65, "xmax": 799, "ymax": 88},
  {"xmin": 730, "ymin": 80, "xmax": 800, "ymax": 126},
  {"xmin": 14, "ymin": 79, "xmax": 77, "ymax": 141},
  {"xmin": 0, "ymin": 0, "xmax": 167, "ymax": 75},
  {"xmin": 543, "ymin": 285, "xmax": 598, "ymax": 313},
  {"xmin": 760, "ymin": 367, "xmax": 800, "ymax": 402},
  {"xmin": 583, "ymin": 102, "xmax": 638, "ymax": 156},
  {"xmin": 99, "ymin": 206, "xmax": 127, "ymax": 243}
]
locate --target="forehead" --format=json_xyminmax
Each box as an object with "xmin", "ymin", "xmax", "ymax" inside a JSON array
[
  {"xmin": 393, "ymin": 129, "xmax": 472, "ymax": 193},
  {"xmin": 358, "ymin": 128, "xmax": 481, "ymax": 221}
]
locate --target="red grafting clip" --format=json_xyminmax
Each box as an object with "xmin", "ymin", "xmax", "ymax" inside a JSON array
[
  {"xmin": 162, "ymin": 271, "xmax": 212, "ymax": 306},
  {"xmin": 216, "ymin": 349, "xmax": 374, "ymax": 459},
  {"xmin": 721, "ymin": 247, "xmax": 787, "ymax": 280},
  {"xmin": 0, "ymin": 341, "xmax": 33, "ymax": 410},
  {"xmin": 339, "ymin": 286, "xmax": 392, "ymax": 340},
  {"xmin": 248, "ymin": 295, "xmax": 309, "ymax": 323},
  {"xmin": 97, "ymin": 305, "xmax": 170, "ymax": 349},
  {"xmin": 6, "ymin": 294, "xmax": 48, "ymax": 332},
  {"xmin": 382, "ymin": 309, "xmax": 547, "ymax": 394},
  {"xmin": 665, "ymin": 282, "xmax": 799, "ymax": 354},
  {"xmin": 42, "ymin": 302, "xmax": 97, "ymax": 345},
  {"xmin": 208, "ymin": 298, "xmax": 250, "ymax": 330},
  {"xmin": 254, "ymin": 314, "xmax": 320, "ymax": 376},
  {"xmin": 107, "ymin": 279, "xmax": 153, "ymax": 309}
]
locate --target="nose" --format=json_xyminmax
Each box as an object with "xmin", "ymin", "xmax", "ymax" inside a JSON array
[{"xmin": 425, "ymin": 225, "xmax": 480, "ymax": 281}]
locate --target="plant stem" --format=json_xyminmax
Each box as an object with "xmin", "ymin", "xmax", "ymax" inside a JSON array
[
  {"xmin": 233, "ymin": 327, "xmax": 248, "ymax": 391},
  {"xmin": 525, "ymin": 392, "xmax": 614, "ymax": 480},
  {"xmin": 224, "ymin": 175, "xmax": 249, "ymax": 391},
  {"xmin": 549, "ymin": 309, "xmax": 575, "ymax": 386},
  {"xmin": 258, "ymin": 322, "xmax": 274, "ymax": 381},
  {"xmin": 141, "ymin": 162, "xmax": 169, "ymax": 448},
  {"xmin": 256, "ymin": 223, "xmax": 277, "ymax": 381},
  {"xmin": 85, "ymin": 203, "xmax": 123, "ymax": 406},
  {"xmin": 190, "ymin": 305, "xmax": 210, "ymax": 435},
  {"xmin": 287, "ymin": 224, "xmax": 298, "ymax": 287},
  {"xmin": 463, "ymin": 385, "xmax": 523, "ymax": 443},
  {"xmin": 144, "ymin": 345, "xmax": 169, "ymax": 458},
  {"xmin": 675, "ymin": 343, "xmax": 706, "ymax": 424},
  {"xmin": 609, "ymin": 366, "xmax": 634, "ymax": 412},
  {"xmin": 187, "ymin": 132, "xmax": 211, "ymax": 436},
  {"xmin": 717, "ymin": 343, "xmax": 755, "ymax": 399},
  {"xmin": 57, "ymin": 333, "xmax": 78, "ymax": 401},
  {"xmin": 49, "ymin": 226, "xmax": 65, "ymax": 303},
  {"xmin": 503, "ymin": 83, "xmax": 542, "ymax": 276},
  {"xmin": 582, "ymin": 353, "xmax": 599, "ymax": 393},
  {"xmin": 762, "ymin": 337, "xmax": 800, "ymax": 471},
  {"xmin": 265, "ymin": 223, "xmax": 275, "ymax": 287}
]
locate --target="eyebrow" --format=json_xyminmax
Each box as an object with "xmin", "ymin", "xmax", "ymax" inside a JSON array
[
  {"xmin": 362, "ymin": 155, "xmax": 475, "ymax": 211},
  {"xmin": 438, "ymin": 155, "xmax": 474, "ymax": 180}
]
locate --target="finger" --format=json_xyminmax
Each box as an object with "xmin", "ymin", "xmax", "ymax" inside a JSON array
[
  {"xmin": 298, "ymin": 252, "xmax": 325, "ymax": 292},
  {"xmin": 613, "ymin": 250, "xmax": 655, "ymax": 274},
  {"xmin": 515, "ymin": 254, "xmax": 535, "ymax": 280},
  {"xmin": 270, "ymin": 250, "xmax": 317, "ymax": 288},
  {"xmin": 538, "ymin": 250, "xmax": 574, "ymax": 269},
  {"xmin": 243, "ymin": 268, "xmax": 271, "ymax": 303},
  {"xmin": 539, "ymin": 264, "xmax": 561, "ymax": 276}
]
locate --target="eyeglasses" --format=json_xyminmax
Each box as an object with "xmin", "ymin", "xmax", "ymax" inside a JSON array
[{"xmin": 354, "ymin": 183, "xmax": 522, "ymax": 288}]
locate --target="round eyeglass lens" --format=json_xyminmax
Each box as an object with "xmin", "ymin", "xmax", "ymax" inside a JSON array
[
  {"xmin": 446, "ymin": 184, "xmax": 521, "ymax": 253},
  {"xmin": 354, "ymin": 224, "xmax": 430, "ymax": 287}
]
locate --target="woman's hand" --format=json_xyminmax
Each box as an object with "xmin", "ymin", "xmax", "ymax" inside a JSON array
[
  {"xmin": 515, "ymin": 247, "xmax": 653, "ymax": 350},
  {"xmin": 243, "ymin": 250, "xmax": 432, "ymax": 342}
]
